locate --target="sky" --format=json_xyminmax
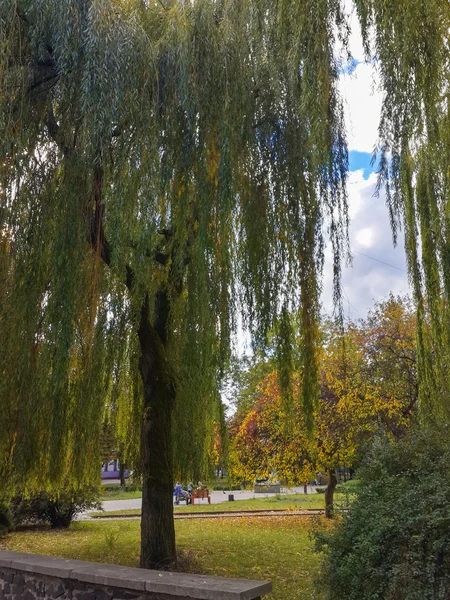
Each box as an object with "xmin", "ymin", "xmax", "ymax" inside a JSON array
[{"xmin": 320, "ymin": 5, "xmax": 409, "ymax": 320}]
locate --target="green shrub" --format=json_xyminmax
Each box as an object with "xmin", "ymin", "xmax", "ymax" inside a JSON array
[
  {"xmin": 101, "ymin": 485, "xmax": 121, "ymax": 492},
  {"xmin": 0, "ymin": 502, "xmax": 13, "ymax": 535},
  {"xmin": 11, "ymin": 487, "xmax": 101, "ymax": 528},
  {"xmin": 102, "ymin": 483, "xmax": 142, "ymax": 493},
  {"xmin": 125, "ymin": 482, "xmax": 142, "ymax": 492},
  {"xmin": 315, "ymin": 430, "xmax": 450, "ymax": 600},
  {"xmin": 335, "ymin": 480, "xmax": 360, "ymax": 494}
]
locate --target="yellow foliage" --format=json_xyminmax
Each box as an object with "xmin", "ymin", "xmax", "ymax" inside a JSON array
[{"xmin": 230, "ymin": 297, "xmax": 418, "ymax": 482}]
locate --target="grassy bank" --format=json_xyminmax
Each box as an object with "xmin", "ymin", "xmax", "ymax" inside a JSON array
[{"xmin": 0, "ymin": 516, "xmax": 329, "ymax": 600}]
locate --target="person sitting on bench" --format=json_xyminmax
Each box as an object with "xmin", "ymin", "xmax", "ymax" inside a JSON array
[{"xmin": 174, "ymin": 482, "xmax": 189, "ymax": 504}]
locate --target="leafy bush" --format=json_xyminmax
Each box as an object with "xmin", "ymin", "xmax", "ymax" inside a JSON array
[
  {"xmin": 102, "ymin": 483, "xmax": 142, "ymax": 493},
  {"xmin": 0, "ymin": 502, "xmax": 13, "ymax": 535},
  {"xmin": 125, "ymin": 482, "xmax": 142, "ymax": 492},
  {"xmin": 315, "ymin": 430, "xmax": 450, "ymax": 600},
  {"xmin": 335, "ymin": 480, "xmax": 360, "ymax": 494},
  {"xmin": 11, "ymin": 487, "xmax": 101, "ymax": 528}
]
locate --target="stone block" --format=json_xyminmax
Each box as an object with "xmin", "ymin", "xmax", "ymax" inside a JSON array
[
  {"xmin": 143, "ymin": 571, "xmax": 272, "ymax": 600},
  {"xmin": 110, "ymin": 592, "xmax": 140, "ymax": 600},
  {"xmin": 11, "ymin": 584, "xmax": 24, "ymax": 596},
  {"xmin": 10, "ymin": 555, "xmax": 76, "ymax": 580},
  {"xmin": 23, "ymin": 589, "xmax": 36, "ymax": 600},
  {"xmin": 72, "ymin": 591, "xmax": 95, "ymax": 600},
  {"xmin": 35, "ymin": 580, "xmax": 46, "ymax": 598},
  {"xmin": 46, "ymin": 582, "xmax": 66, "ymax": 598},
  {"xmin": 94, "ymin": 588, "xmax": 113, "ymax": 600},
  {"xmin": 70, "ymin": 566, "xmax": 149, "ymax": 592}
]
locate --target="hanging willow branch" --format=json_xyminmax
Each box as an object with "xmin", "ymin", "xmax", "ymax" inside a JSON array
[
  {"xmin": 354, "ymin": 0, "xmax": 450, "ymax": 419},
  {"xmin": 0, "ymin": 0, "xmax": 349, "ymax": 491}
]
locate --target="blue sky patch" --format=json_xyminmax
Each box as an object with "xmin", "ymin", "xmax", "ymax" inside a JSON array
[
  {"xmin": 349, "ymin": 151, "xmax": 375, "ymax": 179},
  {"xmin": 339, "ymin": 57, "xmax": 360, "ymax": 76}
]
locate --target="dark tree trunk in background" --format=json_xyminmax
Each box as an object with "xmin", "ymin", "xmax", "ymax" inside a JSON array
[
  {"xmin": 138, "ymin": 292, "xmax": 176, "ymax": 569},
  {"xmin": 325, "ymin": 469, "xmax": 338, "ymax": 518},
  {"xmin": 119, "ymin": 461, "xmax": 126, "ymax": 487}
]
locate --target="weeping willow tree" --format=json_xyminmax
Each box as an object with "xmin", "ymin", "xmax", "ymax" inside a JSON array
[
  {"xmin": 353, "ymin": 0, "xmax": 450, "ymax": 420},
  {"xmin": 0, "ymin": 0, "xmax": 349, "ymax": 567}
]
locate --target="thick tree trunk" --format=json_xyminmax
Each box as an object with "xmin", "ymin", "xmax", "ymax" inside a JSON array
[
  {"xmin": 325, "ymin": 468, "xmax": 338, "ymax": 518},
  {"xmin": 88, "ymin": 164, "xmax": 178, "ymax": 568},
  {"xmin": 138, "ymin": 293, "xmax": 176, "ymax": 569}
]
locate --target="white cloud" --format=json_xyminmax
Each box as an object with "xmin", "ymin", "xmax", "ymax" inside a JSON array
[
  {"xmin": 322, "ymin": 171, "xmax": 409, "ymax": 319},
  {"xmin": 340, "ymin": 63, "xmax": 382, "ymax": 153},
  {"xmin": 346, "ymin": 0, "xmax": 366, "ymax": 62},
  {"xmin": 355, "ymin": 227, "xmax": 375, "ymax": 248},
  {"xmin": 338, "ymin": 3, "xmax": 382, "ymax": 154}
]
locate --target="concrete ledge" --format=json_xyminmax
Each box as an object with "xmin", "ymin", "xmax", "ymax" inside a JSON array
[{"xmin": 0, "ymin": 550, "xmax": 271, "ymax": 600}]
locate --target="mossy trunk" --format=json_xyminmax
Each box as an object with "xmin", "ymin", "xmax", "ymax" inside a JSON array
[
  {"xmin": 325, "ymin": 468, "xmax": 338, "ymax": 518},
  {"xmin": 138, "ymin": 292, "xmax": 176, "ymax": 569}
]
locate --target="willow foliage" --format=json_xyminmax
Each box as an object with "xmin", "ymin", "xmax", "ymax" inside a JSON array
[
  {"xmin": 0, "ymin": 0, "xmax": 349, "ymax": 491},
  {"xmin": 354, "ymin": 0, "xmax": 450, "ymax": 419}
]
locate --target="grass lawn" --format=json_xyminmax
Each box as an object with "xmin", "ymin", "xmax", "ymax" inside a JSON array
[
  {"xmin": 94, "ymin": 493, "xmax": 349, "ymax": 517},
  {"xmin": 99, "ymin": 486, "xmax": 143, "ymax": 501},
  {"xmin": 0, "ymin": 516, "xmax": 330, "ymax": 600}
]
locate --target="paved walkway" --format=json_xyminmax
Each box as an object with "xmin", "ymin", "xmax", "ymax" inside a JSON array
[{"xmin": 100, "ymin": 486, "xmax": 320, "ymax": 512}]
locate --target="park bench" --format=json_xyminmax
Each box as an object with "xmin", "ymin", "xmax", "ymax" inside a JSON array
[
  {"xmin": 190, "ymin": 488, "xmax": 211, "ymax": 504},
  {"xmin": 0, "ymin": 550, "xmax": 271, "ymax": 600}
]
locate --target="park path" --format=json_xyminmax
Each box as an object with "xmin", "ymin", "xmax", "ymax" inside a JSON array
[{"xmin": 100, "ymin": 485, "xmax": 319, "ymax": 512}]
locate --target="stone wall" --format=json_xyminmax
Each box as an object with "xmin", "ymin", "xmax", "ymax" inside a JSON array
[
  {"xmin": 0, "ymin": 551, "xmax": 271, "ymax": 600},
  {"xmin": 0, "ymin": 568, "xmax": 143, "ymax": 600}
]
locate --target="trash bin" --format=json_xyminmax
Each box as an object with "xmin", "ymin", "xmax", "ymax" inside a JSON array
[{"xmin": 228, "ymin": 494, "xmax": 234, "ymax": 501}]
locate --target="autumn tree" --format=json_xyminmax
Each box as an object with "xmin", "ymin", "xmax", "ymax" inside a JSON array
[
  {"xmin": 229, "ymin": 371, "xmax": 315, "ymax": 485},
  {"xmin": 0, "ymin": 0, "xmax": 349, "ymax": 567},
  {"xmin": 318, "ymin": 297, "xmax": 418, "ymax": 514},
  {"xmin": 229, "ymin": 297, "xmax": 418, "ymax": 516}
]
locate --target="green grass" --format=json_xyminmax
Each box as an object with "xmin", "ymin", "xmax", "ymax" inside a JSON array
[
  {"xmin": 99, "ymin": 486, "xmax": 142, "ymax": 501},
  {"xmin": 0, "ymin": 516, "xmax": 330, "ymax": 600},
  {"xmin": 93, "ymin": 494, "xmax": 349, "ymax": 517}
]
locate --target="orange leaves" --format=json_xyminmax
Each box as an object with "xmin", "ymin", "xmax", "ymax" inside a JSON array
[
  {"xmin": 229, "ymin": 297, "xmax": 418, "ymax": 483},
  {"xmin": 229, "ymin": 371, "xmax": 314, "ymax": 484}
]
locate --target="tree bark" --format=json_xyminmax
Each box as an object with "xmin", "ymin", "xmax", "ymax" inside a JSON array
[
  {"xmin": 138, "ymin": 292, "xmax": 176, "ymax": 569},
  {"xmin": 325, "ymin": 468, "xmax": 338, "ymax": 518}
]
